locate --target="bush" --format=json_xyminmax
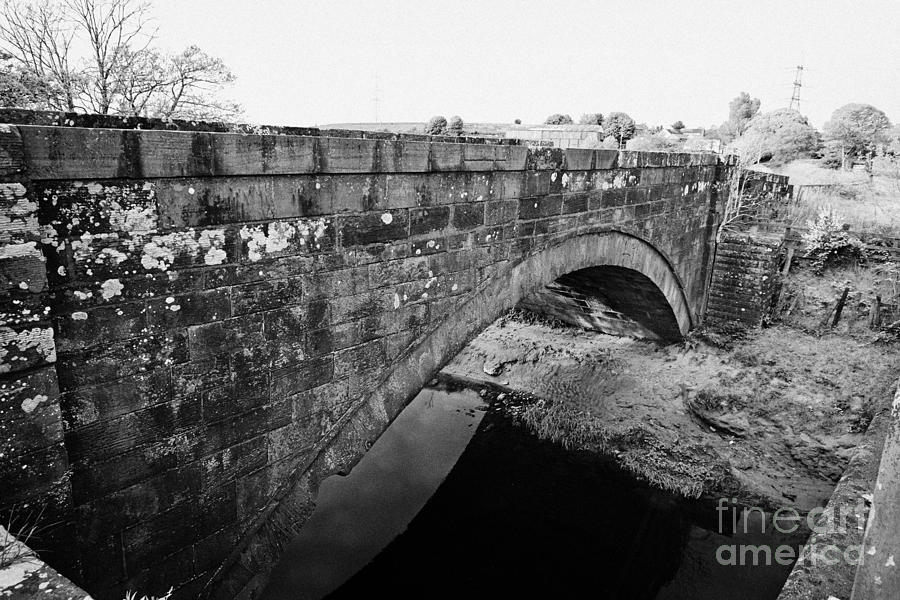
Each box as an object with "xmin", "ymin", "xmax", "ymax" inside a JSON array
[
  {"xmin": 625, "ymin": 133, "xmax": 679, "ymax": 151},
  {"xmin": 447, "ymin": 115, "xmax": 464, "ymax": 136},
  {"xmin": 822, "ymin": 140, "xmax": 845, "ymax": 169},
  {"xmin": 600, "ymin": 135, "xmax": 619, "ymax": 149},
  {"xmin": 425, "ymin": 116, "xmax": 447, "ymax": 135},
  {"xmin": 802, "ymin": 209, "xmax": 866, "ymax": 268},
  {"xmin": 544, "ymin": 113, "xmax": 573, "ymax": 125},
  {"xmin": 578, "ymin": 112, "xmax": 603, "ymax": 125}
]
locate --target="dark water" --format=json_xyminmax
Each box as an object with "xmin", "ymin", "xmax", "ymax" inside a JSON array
[{"xmin": 261, "ymin": 385, "xmax": 808, "ymax": 600}]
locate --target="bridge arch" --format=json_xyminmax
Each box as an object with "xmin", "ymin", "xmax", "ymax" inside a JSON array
[
  {"xmin": 215, "ymin": 229, "xmax": 694, "ymax": 596},
  {"xmin": 375, "ymin": 230, "xmax": 692, "ymax": 424}
]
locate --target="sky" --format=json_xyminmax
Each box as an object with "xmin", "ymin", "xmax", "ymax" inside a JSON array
[{"xmin": 149, "ymin": 0, "xmax": 900, "ymax": 130}]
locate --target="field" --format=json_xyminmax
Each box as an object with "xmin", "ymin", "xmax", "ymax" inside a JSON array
[{"xmin": 772, "ymin": 159, "xmax": 900, "ymax": 235}]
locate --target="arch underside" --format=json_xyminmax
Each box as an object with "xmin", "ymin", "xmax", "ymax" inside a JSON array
[
  {"xmin": 519, "ymin": 265, "xmax": 684, "ymax": 341},
  {"xmin": 510, "ymin": 230, "xmax": 693, "ymax": 341}
]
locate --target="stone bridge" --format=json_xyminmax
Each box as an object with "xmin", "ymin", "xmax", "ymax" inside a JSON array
[{"xmin": 0, "ymin": 111, "xmax": 790, "ymax": 599}]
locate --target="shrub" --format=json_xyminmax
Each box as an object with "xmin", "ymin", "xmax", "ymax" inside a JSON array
[
  {"xmin": 822, "ymin": 140, "xmax": 845, "ymax": 169},
  {"xmin": 447, "ymin": 115, "xmax": 464, "ymax": 136},
  {"xmin": 124, "ymin": 589, "xmax": 173, "ymax": 600},
  {"xmin": 544, "ymin": 113, "xmax": 573, "ymax": 125},
  {"xmin": 425, "ymin": 116, "xmax": 447, "ymax": 135},
  {"xmin": 600, "ymin": 135, "xmax": 619, "ymax": 149},
  {"xmin": 578, "ymin": 112, "xmax": 603, "ymax": 125},
  {"xmin": 802, "ymin": 209, "xmax": 866, "ymax": 268}
]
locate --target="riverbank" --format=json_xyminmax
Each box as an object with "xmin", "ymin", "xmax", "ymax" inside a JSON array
[{"xmin": 440, "ymin": 306, "xmax": 900, "ymax": 513}]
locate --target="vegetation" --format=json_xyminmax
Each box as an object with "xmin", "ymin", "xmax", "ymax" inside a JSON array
[
  {"xmin": 773, "ymin": 159, "xmax": 900, "ymax": 236},
  {"xmin": 544, "ymin": 113, "xmax": 573, "ymax": 125},
  {"xmin": 733, "ymin": 108, "xmax": 820, "ymax": 165},
  {"xmin": 823, "ymin": 103, "xmax": 893, "ymax": 170},
  {"xmin": 123, "ymin": 589, "xmax": 173, "ymax": 600},
  {"xmin": 670, "ymin": 120, "xmax": 685, "ymax": 131},
  {"xmin": 0, "ymin": 51, "xmax": 50, "ymax": 108},
  {"xmin": 600, "ymin": 135, "xmax": 618, "ymax": 149},
  {"xmin": 604, "ymin": 111, "xmax": 636, "ymax": 146},
  {"xmin": 447, "ymin": 115, "xmax": 463, "ymax": 136},
  {"xmin": 719, "ymin": 91, "xmax": 761, "ymax": 142},
  {"xmin": 578, "ymin": 112, "xmax": 603, "ymax": 125},
  {"xmin": 625, "ymin": 132, "xmax": 678, "ymax": 151},
  {"xmin": 0, "ymin": 0, "xmax": 241, "ymax": 120},
  {"xmin": 425, "ymin": 115, "xmax": 447, "ymax": 135},
  {"xmin": 1, "ymin": 504, "xmax": 48, "ymax": 570},
  {"xmin": 802, "ymin": 209, "xmax": 866, "ymax": 269}
]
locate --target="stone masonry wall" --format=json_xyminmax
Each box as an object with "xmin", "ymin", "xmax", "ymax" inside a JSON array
[
  {"xmin": 0, "ymin": 111, "xmax": 723, "ymax": 599},
  {"xmin": 705, "ymin": 231, "xmax": 784, "ymax": 329},
  {"xmin": 0, "ymin": 124, "xmax": 70, "ymax": 523}
]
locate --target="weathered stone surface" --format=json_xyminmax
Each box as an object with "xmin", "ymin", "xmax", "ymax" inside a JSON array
[
  {"xmin": 0, "ymin": 111, "xmax": 796, "ymax": 600},
  {"xmin": 705, "ymin": 231, "xmax": 783, "ymax": 330}
]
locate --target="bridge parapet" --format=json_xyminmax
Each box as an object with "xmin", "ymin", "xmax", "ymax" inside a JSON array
[{"xmin": 0, "ymin": 110, "xmax": 723, "ymax": 598}]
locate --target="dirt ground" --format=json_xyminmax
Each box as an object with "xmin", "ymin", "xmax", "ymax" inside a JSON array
[{"xmin": 440, "ymin": 269, "xmax": 900, "ymax": 514}]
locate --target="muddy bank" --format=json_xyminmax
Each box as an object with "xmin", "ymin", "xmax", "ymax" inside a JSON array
[{"xmin": 440, "ymin": 310, "xmax": 900, "ymax": 513}]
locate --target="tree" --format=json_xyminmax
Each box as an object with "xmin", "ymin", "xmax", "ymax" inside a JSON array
[
  {"xmin": 728, "ymin": 92, "xmax": 761, "ymax": 134},
  {"xmin": 718, "ymin": 92, "xmax": 761, "ymax": 143},
  {"xmin": 0, "ymin": 0, "xmax": 241, "ymax": 120},
  {"xmin": 0, "ymin": 52, "xmax": 52, "ymax": 107},
  {"xmin": 823, "ymin": 103, "xmax": 893, "ymax": 169},
  {"xmin": 425, "ymin": 115, "xmax": 447, "ymax": 135},
  {"xmin": 733, "ymin": 108, "xmax": 820, "ymax": 166},
  {"xmin": 889, "ymin": 124, "xmax": 900, "ymax": 155},
  {"xmin": 447, "ymin": 115, "xmax": 463, "ymax": 136},
  {"xmin": 147, "ymin": 45, "xmax": 238, "ymax": 120},
  {"xmin": 0, "ymin": 0, "xmax": 78, "ymax": 110},
  {"xmin": 544, "ymin": 113, "xmax": 573, "ymax": 125},
  {"xmin": 578, "ymin": 112, "xmax": 603, "ymax": 126},
  {"xmin": 513, "ymin": 118, "xmax": 521, "ymax": 124},
  {"xmin": 66, "ymin": 0, "xmax": 155, "ymax": 114},
  {"xmin": 671, "ymin": 120, "xmax": 685, "ymax": 132},
  {"xmin": 604, "ymin": 111, "xmax": 636, "ymax": 146}
]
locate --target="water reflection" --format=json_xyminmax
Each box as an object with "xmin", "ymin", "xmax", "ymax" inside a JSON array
[{"xmin": 259, "ymin": 386, "xmax": 488, "ymax": 600}]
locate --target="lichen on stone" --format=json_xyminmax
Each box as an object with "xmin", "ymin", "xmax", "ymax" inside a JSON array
[{"xmin": 0, "ymin": 326, "xmax": 56, "ymax": 372}]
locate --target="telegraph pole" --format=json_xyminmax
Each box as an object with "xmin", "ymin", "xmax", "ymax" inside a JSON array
[{"xmin": 789, "ymin": 65, "xmax": 804, "ymax": 111}]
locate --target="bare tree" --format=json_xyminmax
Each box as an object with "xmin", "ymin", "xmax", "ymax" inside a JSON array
[
  {"xmin": 64, "ymin": 0, "xmax": 154, "ymax": 114},
  {"xmin": 113, "ymin": 44, "xmax": 164, "ymax": 115},
  {"xmin": 717, "ymin": 137, "xmax": 769, "ymax": 242},
  {"xmin": 0, "ymin": 0, "xmax": 77, "ymax": 110},
  {"xmin": 153, "ymin": 45, "xmax": 240, "ymax": 120},
  {"xmin": 1, "ymin": 0, "xmax": 242, "ymax": 120}
]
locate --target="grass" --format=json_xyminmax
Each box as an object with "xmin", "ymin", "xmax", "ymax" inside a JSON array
[
  {"xmin": 124, "ymin": 590, "xmax": 173, "ymax": 600},
  {"xmin": 0, "ymin": 504, "xmax": 48, "ymax": 569},
  {"xmin": 514, "ymin": 399, "xmax": 732, "ymax": 498},
  {"xmin": 775, "ymin": 159, "xmax": 900, "ymax": 236}
]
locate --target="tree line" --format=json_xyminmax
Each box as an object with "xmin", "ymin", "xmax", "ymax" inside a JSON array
[{"xmin": 521, "ymin": 94, "xmax": 898, "ymax": 168}]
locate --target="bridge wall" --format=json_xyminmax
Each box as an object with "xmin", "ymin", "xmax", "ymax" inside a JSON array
[{"xmin": 0, "ymin": 112, "xmax": 721, "ymax": 598}]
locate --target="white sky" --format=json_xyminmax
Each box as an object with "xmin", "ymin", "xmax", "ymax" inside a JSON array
[{"xmin": 150, "ymin": 0, "xmax": 900, "ymax": 130}]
